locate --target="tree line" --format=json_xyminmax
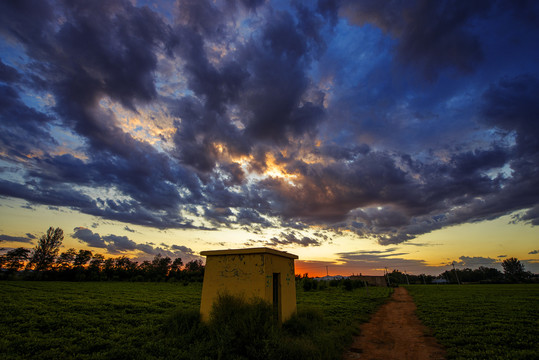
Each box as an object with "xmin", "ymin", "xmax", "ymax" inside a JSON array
[
  {"xmin": 384, "ymin": 258, "xmax": 536, "ymax": 285},
  {"xmin": 2, "ymin": 227, "xmax": 536, "ymax": 284},
  {"xmin": 0, "ymin": 227, "xmax": 204, "ymax": 282},
  {"xmin": 297, "ymin": 257, "xmax": 537, "ymax": 291}
]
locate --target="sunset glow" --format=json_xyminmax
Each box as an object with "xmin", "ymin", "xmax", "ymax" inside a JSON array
[{"xmin": 0, "ymin": 0, "xmax": 538, "ymax": 276}]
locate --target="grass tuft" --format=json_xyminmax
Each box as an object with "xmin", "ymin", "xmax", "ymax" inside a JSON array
[{"xmin": 209, "ymin": 294, "xmax": 276, "ymax": 360}]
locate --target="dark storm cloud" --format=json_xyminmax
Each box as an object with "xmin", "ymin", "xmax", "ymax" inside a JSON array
[
  {"xmin": 482, "ymin": 74, "xmax": 539, "ymax": 155},
  {"xmin": 247, "ymin": 231, "xmax": 322, "ymax": 248},
  {"xmin": 102, "ymin": 234, "xmax": 138, "ymax": 254},
  {"xmin": 0, "ymin": 234, "xmax": 34, "ymax": 244},
  {"xmin": 56, "ymin": 1, "xmax": 169, "ymax": 109},
  {"xmin": 0, "ymin": 85, "xmax": 56, "ymax": 157},
  {"xmin": 340, "ymin": 0, "xmax": 493, "ymax": 80},
  {"xmin": 240, "ymin": 10, "xmax": 326, "ymax": 143},
  {"xmin": 167, "ymin": 2, "xmax": 328, "ymax": 179},
  {"xmin": 236, "ymin": 208, "xmax": 272, "ymax": 228},
  {"xmin": 338, "ymin": 248, "xmax": 408, "ymax": 260},
  {"xmin": 0, "ymin": 60, "xmax": 20, "ymax": 83},
  {"xmin": 0, "ymin": 178, "xmax": 95, "ymax": 210},
  {"xmin": 170, "ymin": 244, "xmax": 194, "ymax": 255},
  {"xmin": 512, "ymin": 205, "xmax": 539, "ymax": 227},
  {"xmin": 170, "ymin": 96, "xmax": 248, "ymax": 174},
  {"xmin": 455, "ymin": 256, "xmax": 499, "ymax": 268},
  {"xmin": 0, "ymin": 0, "xmax": 538, "ymax": 248},
  {"xmin": 203, "ymin": 206, "xmax": 234, "ymax": 227},
  {"xmin": 257, "ymin": 132, "xmax": 535, "ymax": 244},
  {"xmin": 327, "ymin": 250, "xmax": 511, "ymax": 274},
  {"xmin": 72, "ymin": 227, "xmax": 107, "ymax": 248},
  {"xmin": 259, "ymin": 151, "xmax": 412, "ymax": 223},
  {"xmin": 335, "ymin": 249, "xmax": 438, "ymax": 273},
  {"xmin": 269, "ymin": 232, "xmax": 321, "ymax": 247},
  {"xmin": 0, "ymin": 172, "xmax": 200, "ymax": 230},
  {"xmin": 72, "ymin": 227, "xmax": 195, "ymax": 257},
  {"xmin": 0, "ymin": 0, "xmax": 205, "ymax": 228}
]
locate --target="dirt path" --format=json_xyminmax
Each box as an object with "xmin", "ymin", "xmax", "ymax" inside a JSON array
[{"xmin": 343, "ymin": 287, "xmax": 446, "ymax": 360}]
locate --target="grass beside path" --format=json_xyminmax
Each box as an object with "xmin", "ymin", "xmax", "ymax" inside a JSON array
[
  {"xmin": 406, "ymin": 284, "xmax": 539, "ymax": 360},
  {"xmin": 0, "ymin": 281, "xmax": 392, "ymax": 360}
]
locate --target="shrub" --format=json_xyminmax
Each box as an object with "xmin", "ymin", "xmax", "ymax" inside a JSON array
[
  {"xmin": 282, "ymin": 306, "xmax": 325, "ymax": 337},
  {"xmin": 343, "ymin": 278, "xmax": 353, "ymax": 291},
  {"xmin": 164, "ymin": 307, "xmax": 206, "ymax": 342},
  {"xmin": 302, "ymin": 278, "xmax": 312, "ymax": 291},
  {"xmin": 162, "ymin": 288, "xmax": 387, "ymax": 360},
  {"xmin": 209, "ymin": 294, "xmax": 277, "ymax": 360}
]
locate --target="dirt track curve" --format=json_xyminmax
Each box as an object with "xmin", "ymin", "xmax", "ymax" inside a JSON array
[{"xmin": 343, "ymin": 287, "xmax": 446, "ymax": 360}]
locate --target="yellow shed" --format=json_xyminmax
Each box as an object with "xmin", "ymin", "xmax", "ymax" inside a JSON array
[{"xmin": 200, "ymin": 247, "xmax": 298, "ymax": 323}]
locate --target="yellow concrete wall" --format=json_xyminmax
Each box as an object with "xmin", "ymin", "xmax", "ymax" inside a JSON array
[
  {"xmin": 263, "ymin": 253, "xmax": 297, "ymax": 322},
  {"xmin": 200, "ymin": 253, "xmax": 267, "ymax": 321},
  {"xmin": 200, "ymin": 248, "xmax": 297, "ymax": 322}
]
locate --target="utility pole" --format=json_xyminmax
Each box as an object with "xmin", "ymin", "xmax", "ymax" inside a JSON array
[
  {"xmin": 385, "ymin": 267, "xmax": 391, "ymax": 286},
  {"xmin": 404, "ymin": 270, "xmax": 410, "ymax": 285},
  {"xmin": 326, "ymin": 266, "xmax": 329, "ymax": 277},
  {"xmin": 422, "ymin": 274, "xmax": 426, "ymax": 285},
  {"xmin": 452, "ymin": 262, "xmax": 461, "ymax": 285}
]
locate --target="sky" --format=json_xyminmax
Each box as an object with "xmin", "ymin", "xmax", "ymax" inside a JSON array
[{"xmin": 0, "ymin": 0, "xmax": 538, "ymax": 276}]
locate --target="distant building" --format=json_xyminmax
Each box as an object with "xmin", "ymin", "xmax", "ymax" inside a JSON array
[
  {"xmin": 200, "ymin": 247, "xmax": 298, "ymax": 323},
  {"xmin": 314, "ymin": 275, "xmax": 347, "ymax": 281},
  {"xmin": 349, "ymin": 275, "xmax": 388, "ymax": 287},
  {"xmin": 432, "ymin": 278, "xmax": 448, "ymax": 284}
]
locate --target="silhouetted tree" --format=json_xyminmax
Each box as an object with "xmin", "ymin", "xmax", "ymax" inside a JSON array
[
  {"xmin": 151, "ymin": 254, "xmax": 172, "ymax": 280},
  {"xmin": 185, "ymin": 259, "xmax": 203, "ymax": 272},
  {"xmin": 0, "ymin": 239, "xmax": 212, "ymax": 282},
  {"xmin": 87, "ymin": 253, "xmax": 104, "ymax": 280},
  {"xmin": 168, "ymin": 257, "xmax": 183, "ymax": 279},
  {"xmin": 114, "ymin": 256, "xmax": 137, "ymax": 280},
  {"xmin": 388, "ymin": 270, "xmax": 408, "ymax": 284},
  {"xmin": 29, "ymin": 227, "xmax": 64, "ymax": 271},
  {"xmin": 88, "ymin": 253, "xmax": 104, "ymax": 270},
  {"xmin": 171, "ymin": 257, "xmax": 183, "ymax": 271},
  {"xmin": 184, "ymin": 259, "xmax": 204, "ymax": 281},
  {"xmin": 138, "ymin": 260, "xmax": 152, "ymax": 279},
  {"xmin": 103, "ymin": 258, "xmax": 115, "ymax": 279},
  {"xmin": 502, "ymin": 257, "xmax": 525, "ymax": 282},
  {"xmin": 56, "ymin": 248, "xmax": 77, "ymax": 271},
  {"xmin": 1, "ymin": 247, "xmax": 31, "ymax": 273},
  {"xmin": 476, "ymin": 266, "xmax": 503, "ymax": 283},
  {"xmin": 74, "ymin": 250, "xmax": 93, "ymax": 268}
]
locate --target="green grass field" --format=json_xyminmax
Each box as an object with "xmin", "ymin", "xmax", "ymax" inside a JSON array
[
  {"xmin": 406, "ymin": 284, "xmax": 539, "ymax": 360},
  {"xmin": 0, "ymin": 281, "xmax": 202, "ymax": 359},
  {"xmin": 0, "ymin": 281, "xmax": 391, "ymax": 359},
  {"xmin": 5, "ymin": 282, "xmax": 535, "ymax": 359}
]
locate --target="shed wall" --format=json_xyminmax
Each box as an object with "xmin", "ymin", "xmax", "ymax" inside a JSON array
[
  {"xmin": 200, "ymin": 251, "xmax": 296, "ymax": 322},
  {"xmin": 263, "ymin": 253, "xmax": 296, "ymax": 322}
]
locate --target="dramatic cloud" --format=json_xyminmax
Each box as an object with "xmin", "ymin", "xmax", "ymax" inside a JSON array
[
  {"xmin": 268, "ymin": 232, "xmax": 322, "ymax": 247},
  {"xmin": 455, "ymin": 256, "xmax": 499, "ymax": 268},
  {"xmin": 297, "ymin": 250, "xmax": 514, "ymax": 276},
  {"xmin": 0, "ymin": 234, "xmax": 34, "ymax": 244},
  {"xmin": 341, "ymin": 0, "xmax": 494, "ymax": 80},
  {"xmin": 296, "ymin": 248, "xmax": 446, "ymax": 276},
  {"xmin": 245, "ymin": 231, "xmax": 323, "ymax": 248},
  {"xmin": 72, "ymin": 227, "xmax": 195, "ymax": 260},
  {"xmin": 1, "ymin": 0, "xmax": 538, "ymax": 249}
]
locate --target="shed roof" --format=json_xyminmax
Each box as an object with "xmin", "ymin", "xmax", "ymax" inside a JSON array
[{"xmin": 200, "ymin": 247, "xmax": 298, "ymax": 259}]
